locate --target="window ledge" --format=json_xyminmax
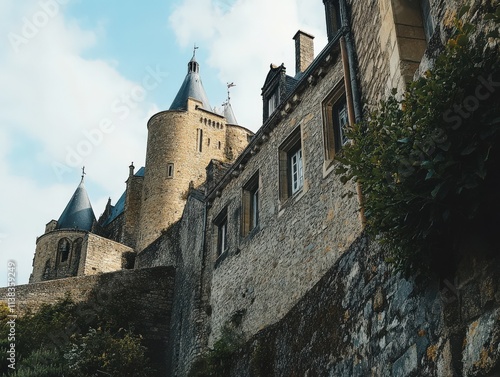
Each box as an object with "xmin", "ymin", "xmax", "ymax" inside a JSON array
[
  {"xmin": 278, "ymin": 186, "xmax": 307, "ymax": 218},
  {"xmin": 214, "ymin": 249, "xmax": 229, "ymax": 270},
  {"xmin": 241, "ymin": 224, "xmax": 261, "ymax": 243}
]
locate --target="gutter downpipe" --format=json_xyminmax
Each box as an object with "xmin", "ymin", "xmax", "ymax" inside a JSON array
[
  {"xmin": 339, "ymin": 0, "xmax": 362, "ymax": 123},
  {"xmin": 339, "ymin": 0, "xmax": 366, "ymax": 225}
]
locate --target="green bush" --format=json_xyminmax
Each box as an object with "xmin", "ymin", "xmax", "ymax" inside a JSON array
[
  {"xmin": 65, "ymin": 328, "xmax": 152, "ymax": 377},
  {"xmin": 337, "ymin": 7, "xmax": 500, "ymax": 274},
  {"xmin": 0, "ymin": 297, "xmax": 157, "ymax": 377}
]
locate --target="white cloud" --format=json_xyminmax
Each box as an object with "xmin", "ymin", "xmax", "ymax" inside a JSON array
[
  {"xmin": 169, "ymin": 0, "xmax": 328, "ymax": 131},
  {"xmin": 0, "ymin": 0, "xmax": 156, "ymax": 285}
]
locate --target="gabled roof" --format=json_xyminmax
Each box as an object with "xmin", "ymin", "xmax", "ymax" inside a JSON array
[
  {"xmin": 57, "ymin": 178, "xmax": 96, "ymax": 231},
  {"xmin": 169, "ymin": 55, "xmax": 211, "ymax": 111}
]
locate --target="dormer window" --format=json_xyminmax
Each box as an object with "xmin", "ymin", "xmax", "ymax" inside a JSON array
[
  {"xmin": 324, "ymin": 0, "xmax": 342, "ymax": 41},
  {"xmin": 268, "ymin": 90, "xmax": 279, "ymax": 116}
]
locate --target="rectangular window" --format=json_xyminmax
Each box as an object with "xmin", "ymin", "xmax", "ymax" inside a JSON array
[
  {"xmin": 167, "ymin": 163, "xmax": 174, "ymax": 178},
  {"xmin": 290, "ymin": 148, "xmax": 303, "ymax": 194},
  {"xmin": 214, "ymin": 208, "xmax": 228, "ymax": 257},
  {"xmin": 322, "ymin": 85, "xmax": 349, "ymax": 165},
  {"xmin": 279, "ymin": 127, "xmax": 304, "ymax": 201},
  {"xmin": 268, "ymin": 90, "xmax": 279, "ymax": 115},
  {"xmin": 197, "ymin": 128, "xmax": 203, "ymax": 152},
  {"xmin": 333, "ymin": 96, "xmax": 349, "ymax": 152},
  {"xmin": 242, "ymin": 172, "xmax": 259, "ymax": 237}
]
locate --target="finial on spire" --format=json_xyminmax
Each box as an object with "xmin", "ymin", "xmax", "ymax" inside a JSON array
[
  {"xmin": 224, "ymin": 82, "xmax": 236, "ymax": 106},
  {"xmin": 193, "ymin": 43, "xmax": 199, "ymax": 58},
  {"xmin": 81, "ymin": 166, "xmax": 86, "ymax": 180}
]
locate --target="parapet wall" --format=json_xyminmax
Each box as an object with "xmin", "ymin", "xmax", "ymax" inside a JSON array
[{"xmin": 0, "ymin": 266, "xmax": 175, "ymax": 374}]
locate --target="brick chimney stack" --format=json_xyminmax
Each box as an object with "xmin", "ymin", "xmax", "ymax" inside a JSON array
[{"xmin": 293, "ymin": 30, "xmax": 315, "ymax": 76}]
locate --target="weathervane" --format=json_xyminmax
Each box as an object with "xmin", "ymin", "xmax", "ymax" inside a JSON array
[
  {"xmin": 81, "ymin": 166, "xmax": 86, "ymax": 180},
  {"xmin": 224, "ymin": 82, "xmax": 236, "ymax": 105},
  {"xmin": 193, "ymin": 43, "xmax": 199, "ymax": 58}
]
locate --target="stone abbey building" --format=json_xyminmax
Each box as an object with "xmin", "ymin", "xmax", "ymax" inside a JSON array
[{"xmin": 4, "ymin": 0, "xmax": 499, "ymax": 375}]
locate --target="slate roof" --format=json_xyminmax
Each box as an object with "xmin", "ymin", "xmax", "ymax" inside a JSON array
[
  {"xmin": 169, "ymin": 55, "xmax": 211, "ymax": 111},
  {"xmin": 223, "ymin": 102, "xmax": 238, "ymax": 125},
  {"xmin": 57, "ymin": 178, "xmax": 96, "ymax": 231},
  {"xmin": 102, "ymin": 190, "xmax": 126, "ymax": 226},
  {"xmin": 102, "ymin": 166, "xmax": 145, "ymax": 226}
]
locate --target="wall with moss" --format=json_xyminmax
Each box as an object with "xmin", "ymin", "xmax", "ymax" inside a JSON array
[{"xmin": 210, "ymin": 234, "xmax": 500, "ymax": 376}]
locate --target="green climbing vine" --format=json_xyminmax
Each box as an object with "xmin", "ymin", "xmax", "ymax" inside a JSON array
[{"xmin": 337, "ymin": 6, "xmax": 500, "ymax": 274}]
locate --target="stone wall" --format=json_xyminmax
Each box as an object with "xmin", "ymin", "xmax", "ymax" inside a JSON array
[
  {"xmin": 217, "ymin": 234, "xmax": 500, "ymax": 377},
  {"xmin": 204, "ymin": 45, "xmax": 363, "ymax": 344},
  {"xmin": 80, "ymin": 233, "xmax": 132, "ymax": 275},
  {"xmin": 0, "ymin": 266, "xmax": 175, "ymax": 375},
  {"xmin": 225, "ymin": 124, "xmax": 253, "ymax": 161},
  {"xmin": 30, "ymin": 229, "xmax": 88, "ymax": 283},
  {"xmin": 124, "ymin": 171, "xmax": 144, "ymax": 249}
]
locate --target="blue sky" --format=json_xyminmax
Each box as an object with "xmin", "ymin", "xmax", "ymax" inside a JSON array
[{"xmin": 0, "ymin": 0, "xmax": 327, "ymax": 285}]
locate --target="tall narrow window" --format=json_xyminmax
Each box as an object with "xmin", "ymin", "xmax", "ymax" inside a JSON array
[
  {"xmin": 242, "ymin": 172, "xmax": 260, "ymax": 237},
  {"xmin": 214, "ymin": 208, "xmax": 228, "ymax": 257},
  {"xmin": 197, "ymin": 129, "xmax": 203, "ymax": 152},
  {"xmin": 333, "ymin": 95, "xmax": 349, "ymax": 152},
  {"xmin": 58, "ymin": 238, "xmax": 71, "ymax": 263},
  {"xmin": 279, "ymin": 127, "xmax": 304, "ymax": 201},
  {"xmin": 268, "ymin": 90, "xmax": 279, "ymax": 115},
  {"xmin": 167, "ymin": 163, "xmax": 174, "ymax": 178},
  {"xmin": 323, "ymin": 85, "xmax": 349, "ymax": 166},
  {"xmin": 290, "ymin": 148, "xmax": 303, "ymax": 194}
]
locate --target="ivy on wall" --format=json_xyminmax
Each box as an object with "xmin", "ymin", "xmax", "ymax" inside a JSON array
[{"xmin": 337, "ymin": 6, "xmax": 500, "ymax": 274}]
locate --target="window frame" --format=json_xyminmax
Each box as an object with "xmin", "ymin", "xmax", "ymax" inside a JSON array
[
  {"xmin": 268, "ymin": 90, "xmax": 279, "ymax": 116},
  {"xmin": 214, "ymin": 208, "xmax": 228, "ymax": 258},
  {"xmin": 279, "ymin": 126, "xmax": 304, "ymax": 202},
  {"xmin": 57, "ymin": 238, "xmax": 71, "ymax": 264},
  {"xmin": 241, "ymin": 171, "xmax": 260, "ymax": 237},
  {"xmin": 167, "ymin": 163, "xmax": 174, "ymax": 178},
  {"xmin": 322, "ymin": 83, "xmax": 349, "ymax": 170}
]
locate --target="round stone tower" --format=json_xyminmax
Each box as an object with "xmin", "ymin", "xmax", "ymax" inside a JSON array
[
  {"xmin": 30, "ymin": 175, "xmax": 96, "ymax": 283},
  {"xmin": 136, "ymin": 53, "xmax": 253, "ymax": 251}
]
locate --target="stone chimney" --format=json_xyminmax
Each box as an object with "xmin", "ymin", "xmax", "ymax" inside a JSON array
[{"xmin": 293, "ymin": 30, "xmax": 315, "ymax": 76}]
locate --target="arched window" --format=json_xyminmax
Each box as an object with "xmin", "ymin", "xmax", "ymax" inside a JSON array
[
  {"xmin": 57, "ymin": 238, "xmax": 71, "ymax": 263},
  {"xmin": 71, "ymin": 238, "xmax": 83, "ymax": 275}
]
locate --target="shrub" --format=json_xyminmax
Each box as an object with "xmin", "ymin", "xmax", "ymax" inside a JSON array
[{"xmin": 337, "ymin": 7, "xmax": 500, "ymax": 274}]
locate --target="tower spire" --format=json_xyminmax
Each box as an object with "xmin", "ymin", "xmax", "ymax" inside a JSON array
[
  {"xmin": 222, "ymin": 82, "xmax": 239, "ymax": 125},
  {"xmin": 170, "ymin": 49, "xmax": 211, "ymax": 111}
]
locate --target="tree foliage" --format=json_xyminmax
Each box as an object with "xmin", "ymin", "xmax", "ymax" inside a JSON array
[
  {"xmin": 337, "ymin": 7, "xmax": 500, "ymax": 274},
  {"xmin": 0, "ymin": 297, "xmax": 155, "ymax": 377}
]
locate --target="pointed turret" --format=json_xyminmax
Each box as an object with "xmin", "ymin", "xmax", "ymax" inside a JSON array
[
  {"xmin": 222, "ymin": 82, "xmax": 238, "ymax": 125},
  {"xmin": 57, "ymin": 172, "xmax": 96, "ymax": 231},
  {"xmin": 169, "ymin": 48, "xmax": 211, "ymax": 111}
]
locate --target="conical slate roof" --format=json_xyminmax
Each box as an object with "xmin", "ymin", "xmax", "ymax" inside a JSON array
[
  {"xmin": 169, "ymin": 54, "xmax": 211, "ymax": 111},
  {"xmin": 223, "ymin": 101, "xmax": 238, "ymax": 125},
  {"xmin": 56, "ymin": 177, "xmax": 96, "ymax": 231}
]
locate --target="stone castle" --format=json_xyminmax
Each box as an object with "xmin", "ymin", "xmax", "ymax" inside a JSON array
[{"xmin": 4, "ymin": 0, "xmax": 499, "ymax": 375}]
